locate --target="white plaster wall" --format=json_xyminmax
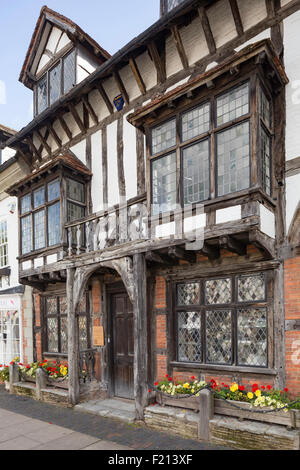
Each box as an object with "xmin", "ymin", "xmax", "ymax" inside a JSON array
[
  {"xmin": 91, "ymin": 130, "xmax": 103, "ymax": 212},
  {"xmin": 286, "ymin": 173, "xmax": 300, "ymax": 231},
  {"xmin": 284, "ymin": 10, "xmax": 300, "ymax": 161},
  {"xmin": 237, "ymin": 0, "xmax": 267, "ymax": 31},
  {"xmin": 207, "ymin": 0, "xmax": 237, "ymax": 48},
  {"xmin": 107, "ymin": 121, "xmax": 119, "ymax": 207},
  {"xmin": 259, "ymin": 204, "xmax": 275, "ymax": 239},
  {"xmin": 1, "ymin": 146, "xmax": 16, "ymax": 164},
  {"xmin": 216, "ymin": 206, "xmax": 242, "ymax": 224},
  {"xmin": 70, "ymin": 139, "xmax": 86, "ymax": 165},
  {"xmin": 180, "ymin": 15, "xmax": 209, "ymax": 65},
  {"xmin": 166, "ymin": 33, "xmax": 183, "ymax": 78},
  {"xmin": 77, "ymin": 47, "xmax": 98, "ymax": 83},
  {"xmin": 135, "ymin": 51, "xmax": 157, "ymax": 91},
  {"xmin": 0, "ymin": 196, "xmax": 19, "ymax": 289},
  {"xmin": 123, "ymin": 113, "xmax": 137, "ymax": 201}
]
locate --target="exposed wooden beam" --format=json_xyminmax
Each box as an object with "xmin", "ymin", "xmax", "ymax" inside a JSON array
[
  {"xmin": 129, "ymin": 58, "xmax": 146, "ymax": 95},
  {"xmin": 145, "ymin": 251, "xmax": 165, "ymax": 264},
  {"xmin": 219, "ymin": 236, "xmax": 247, "ymax": 256},
  {"xmin": 148, "ymin": 40, "xmax": 166, "ymax": 83},
  {"xmin": 113, "ymin": 71, "xmax": 129, "ymax": 105},
  {"xmin": 68, "ymin": 102, "xmax": 86, "ymax": 134},
  {"xmin": 168, "ymin": 245, "xmax": 196, "ymax": 264},
  {"xmin": 198, "ymin": 6, "xmax": 216, "ymax": 55},
  {"xmin": 266, "ymin": 0, "xmax": 276, "ymax": 17},
  {"xmin": 58, "ymin": 114, "xmax": 73, "ymax": 141},
  {"xmin": 201, "ymin": 242, "xmax": 220, "ymax": 261},
  {"xmin": 47, "ymin": 123, "xmax": 62, "ymax": 148},
  {"xmin": 15, "ymin": 145, "xmax": 32, "ymax": 168},
  {"xmin": 36, "ymin": 129, "xmax": 52, "ymax": 157},
  {"xmin": 171, "ymin": 25, "xmax": 189, "ymax": 70},
  {"xmin": 249, "ymin": 230, "xmax": 275, "ymax": 260},
  {"xmin": 26, "ymin": 136, "xmax": 42, "ymax": 161},
  {"xmin": 229, "ymin": 0, "xmax": 244, "ymax": 36},
  {"xmin": 82, "ymin": 95, "xmax": 99, "ymax": 126},
  {"xmin": 95, "ymin": 82, "xmax": 114, "ymax": 115}
]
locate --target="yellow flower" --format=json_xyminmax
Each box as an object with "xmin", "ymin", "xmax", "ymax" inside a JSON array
[
  {"xmin": 247, "ymin": 392, "xmax": 254, "ymax": 399},
  {"xmin": 230, "ymin": 383, "xmax": 239, "ymax": 393},
  {"xmin": 183, "ymin": 383, "xmax": 190, "ymax": 389},
  {"xmin": 255, "ymin": 389, "xmax": 261, "ymax": 397}
]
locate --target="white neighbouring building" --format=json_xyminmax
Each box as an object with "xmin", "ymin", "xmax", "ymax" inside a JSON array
[{"xmin": 0, "ymin": 125, "xmax": 32, "ymax": 366}]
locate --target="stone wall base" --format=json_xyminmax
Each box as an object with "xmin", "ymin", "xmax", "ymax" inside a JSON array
[{"xmin": 145, "ymin": 405, "xmax": 300, "ymax": 450}]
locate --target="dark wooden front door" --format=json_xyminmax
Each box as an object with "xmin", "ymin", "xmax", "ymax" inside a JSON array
[{"xmin": 112, "ymin": 292, "xmax": 134, "ymax": 399}]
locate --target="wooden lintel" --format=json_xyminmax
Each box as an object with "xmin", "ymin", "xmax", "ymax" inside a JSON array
[
  {"xmin": 206, "ymin": 79, "xmax": 215, "ymax": 89},
  {"xmin": 36, "ymin": 129, "xmax": 52, "ymax": 157},
  {"xmin": 113, "ymin": 71, "xmax": 129, "ymax": 105},
  {"xmin": 49, "ymin": 272, "xmax": 61, "ymax": 282},
  {"xmin": 145, "ymin": 251, "xmax": 165, "ymax": 264},
  {"xmin": 68, "ymin": 102, "xmax": 86, "ymax": 134},
  {"xmin": 129, "ymin": 58, "xmax": 146, "ymax": 95},
  {"xmin": 168, "ymin": 246, "xmax": 196, "ymax": 264},
  {"xmin": 171, "ymin": 25, "xmax": 189, "ymax": 70},
  {"xmin": 82, "ymin": 95, "xmax": 99, "ymax": 126},
  {"xmin": 58, "ymin": 115, "xmax": 73, "ymax": 140},
  {"xmin": 95, "ymin": 82, "xmax": 114, "ymax": 115},
  {"xmin": 230, "ymin": 66, "xmax": 240, "ymax": 76},
  {"xmin": 229, "ymin": 0, "xmax": 244, "ymax": 36},
  {"xmin": 201, "ymin": 242, "xmax": 220, "ymax": 261},
  {"xmin": 220, "ymin": 235, "xmax": 247, "ymax": 256},
  {"xmin": 249, "ymin": 230, "xmax": 275, "ymax": 260},
  {"xmin": 48, "ymin": 123, "xmax": 62, "ymax": 148},
  {"xmin": 198, "ymin": 6, "xmax": 216, "ymax": 55},
  {"xmin": 148, "ymin": 41, "xmax": 166, "ymax": 84}
]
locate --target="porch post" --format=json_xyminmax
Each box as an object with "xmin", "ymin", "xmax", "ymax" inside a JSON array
[
  {"xmin": 67, "ymin": 267, "xmax": 80, "ymax": 405},
  {"xmin": 133, "ymin": 253, "xmax": 148, "ymax": 421}
]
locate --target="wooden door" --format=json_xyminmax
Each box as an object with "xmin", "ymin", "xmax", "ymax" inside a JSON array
[{"xmin": 112, "ymin": 292, "xmax": 134, "ymax": 399}]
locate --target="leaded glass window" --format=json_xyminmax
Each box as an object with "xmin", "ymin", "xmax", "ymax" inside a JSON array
[
  {"xmin": 48, "ymin": 179, "xmax": 60, "ymax": 202},
  {"xmin": 67, "ymin": 179, "xmax": 85, "ymax": 203},
  {"xmin": 34, "ymin": 209, "xmax": 45, "ymax": 250},
  {"xmin": 259, "ymin": 87, "xmax": 271, "ymax": 128},
  {"xmin": 175, "ymin": 272, "xmax": 270, "ymax": 368},
  {"xmin": 151, "ymin": 153, "xmax": 177, "ymax": 215},
  {"xmin": 45, "ymin": 293, "xmax": 90, "ymax": 355},
  {"xmin": 63, "ymin": 50, "xmax": 76, "ymax": 95},
  {"xmin": 260, "ymin": 125, "xmax": 271, "ymax": 196},
  {"xmin": 21, "ymin": 194, "xmax": 31, "ymax": 215},
  {"xmin": 33, "ymin": 187, "xmax": 45, "ymax": 209},
  {"xmin": 21, "ymin": 215, "xmax": 32, "ymax": 255},
  {"xmin": 0, "ymin": 221, "xmax": 8, "ymax": 267},
  {"xmin": 48, "ymin": 202, "xmax": 61, "ymax": 246},
  {"xmin": 216, "ymin": 82, "xmax": 249, "ymax": 126},
  {"xmin": 151, "ymin": 120, "xmax": 176, "ymax": 155},
  {"xmin": 49, "ymin": 63, "xmax": 61, "ymax": 106},
  {"xmin": 217, "ymin": 121, "xmax": 250, "ymax": 196},
  {"xmin": 182, "ymin": 140, "xmax": 210, "ymax": 204},
  {"xmin": 37, "ymin": 75, "xmax": 48, "ymax": 115},
  {"xmin": 181, "ymin": 103, "xmax": 210, "ymax": 142}
]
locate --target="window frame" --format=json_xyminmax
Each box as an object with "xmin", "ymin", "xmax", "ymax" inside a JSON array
[
  {"xmin": 146, "ymin": 72, "xmax": 274, "ymax": 216},
  {"xmin": 0, "ymin": 220, "xmax": 8, "ymax": 268},
  {"xmin": 34, "ymin": 47, "xmax": 77, "ymax": 116},
  {"xmin": 172, "ymin": 271, "xmax": 272, "ymax": 370}
]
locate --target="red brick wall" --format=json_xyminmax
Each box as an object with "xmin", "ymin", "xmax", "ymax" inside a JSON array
[{"xmin": 284, "ymin": 257, "xmax": 300, "ymax": 398}]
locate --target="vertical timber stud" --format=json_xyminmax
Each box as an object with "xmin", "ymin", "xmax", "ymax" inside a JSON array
[
  {"xmin": 67, "ymin": 268, "xmax": 80, "ymax": 405},
  {"xmin": 133, "ymin": 253, "xmax": 148, "ymax": 421}
]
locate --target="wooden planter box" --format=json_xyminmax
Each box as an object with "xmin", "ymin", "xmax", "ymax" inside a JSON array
[
  {"xmin": 20, "ymin": 372, "xmax": 36, "ymax": 384},
  {"xmin": 156, "ymin": 392, "xmax": 300, "ymax": 428},
  {"xmin": 46, "ymin": 377, "xmax": 69, "ymax": 390}
]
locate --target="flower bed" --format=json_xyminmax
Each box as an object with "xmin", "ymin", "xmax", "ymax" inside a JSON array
[{"xmin": 152, "ymin": 376, "xmax": 300, "ymax": 428}]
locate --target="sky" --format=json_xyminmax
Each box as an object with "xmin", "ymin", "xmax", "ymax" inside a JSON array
[{"xmin": 0, "ymin": 0, "xmax": 159, "ymax": 131}]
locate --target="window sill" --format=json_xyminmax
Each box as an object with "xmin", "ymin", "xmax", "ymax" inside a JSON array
[{"xmin": 170, "ymin": 362, "xmax": 277, "ymax": 376}]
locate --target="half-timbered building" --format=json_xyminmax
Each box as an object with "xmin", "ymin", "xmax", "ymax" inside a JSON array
[{"xmin": 4, "ymin": 0, "xmax": 300, "ymax": 419}]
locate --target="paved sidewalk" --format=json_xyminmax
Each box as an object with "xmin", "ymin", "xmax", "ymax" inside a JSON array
[{"xmin": 0, "ymin": 385, "xmax": 227, "ymax": 450}]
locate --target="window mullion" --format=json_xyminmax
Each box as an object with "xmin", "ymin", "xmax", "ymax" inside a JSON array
[
  {"xmin": 176, "ymin": 114, "xmax": 181, "ymax": 208},
  {"xmin": 250, "ymin": 74, "xmax": 258, "ymax": 187},
  {"xmin": 210, "ymin": 95, "xmax": 215, "ymax": 200}
]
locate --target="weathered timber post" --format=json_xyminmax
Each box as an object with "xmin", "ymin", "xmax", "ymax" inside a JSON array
[
  {"xmin": 198, "ymin": 389, "xmax": 214, "ymax": 441},
  {"xmin": 36, "ymin": 367, "xmax": 47, "ymax": 400},
  {"xmin": 9, "ymin": 363, "xmax": 19, "ymax": 393},
  {"xmin": 67, "ymin": 267, "xmax": 80, "ymax": 405},
  {"xmin": 133, "ymin": 253, "xmax": 148, "ymax": 421}
]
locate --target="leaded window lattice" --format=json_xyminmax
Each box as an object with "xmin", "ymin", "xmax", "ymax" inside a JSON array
[
  {"xmin": 49, "ymin": 63, "xmax": 61, "ymax": 106},
  {"xmin": 182, "ymin": 139, "xmax": 210, "ymax": 204},
  {"xmin": 237, "ymin": 308, "xmax": 267, "ymax": 367},
  {"xmin": 47, "ymin": 317, "xmax": 58, "ymax": 353},
  {"xmin": 178, "ymin": 311, "xmax": 202, "ymax": 362},
  {"xmin": 48, "ymin": 202, "xmax": 61, "ymax": 246},
  {"xmin": 206, "ymin": 310, "xmax": 232, "ymax": 364},
  {"xmin": 175, "ymin": 273, "xmax": 269, "ymax": 368},
  {"xmin": 21, "ymin": 194, "xmax": 31, "ymax": 215},
  {"xmin": 177, "ymin": 282, "xmax": 200, "ymax": 306},
  {"xmin": 151, "ymin": 152, "xmax": 177, "ymax": 215},
  {"xmin": 205, "ymin": 278, "xmax": 231, "ymax": 305},
  {"xmin": 181, "ymin": 103, "xmax": 210, "ymax": 142},
  {"xmin": 217, "ymin": 121, "xmax": 250, "ymax": 196},
  {"xmin": 37, "ymin": 75, "xmax": 47, "ymax": 115},
  {"xmin": 67, "ymin": 179, "xmax": 85, "ymax": 203},
  {"xmin": 63, "ymin": 50, "xmax": 76, "ymax": 95},
  {"xmin": 259, "ymin": 87, "xmax": 271, "ymax": 128},
  {"xmin": 216, "ymin": 82, "xmax": 249, "ymax": 127},
  {"xmin": 48, "ymin": 179, "xmax": 60, "ymax": 202},
  {"xmin": 33, "ymin": 187, "xmax": 45, "ymax": 209},
  {"xmin": 238, "ymin": 273, "xmax": 265, "ymax": 302},
  {"xmin": 260, "ymin": 125, "xmax": 271, "ymax": 196},
  {"xmin": 151, "ymin": 120, "xmax": 176, "ymax": 155},
  {"xmin": 0, "ymin": 221, "xmax": 8, "ymax": 268},
  {"xmin": 21, "ymin": 215, "xmax": 32, "ymax": 255},
  {"xmin": 34, "ymin": 209, "xmax": 45, "ymax": 250}
]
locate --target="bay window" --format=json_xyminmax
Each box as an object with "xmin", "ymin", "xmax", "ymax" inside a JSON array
[
  {"xmin": 149, "ymin": 78, "xmax": 273, "ymax": 215},
  {"xmin": 175, "ymin": 272, "xmax": 270, "ymax": 368}
]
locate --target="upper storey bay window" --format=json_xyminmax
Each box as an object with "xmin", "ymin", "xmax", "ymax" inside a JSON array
[
  {"xmin": 150, "ymin": 79, "xmax": 272, "ymax": 216},
  {"xmin": 36, "ymin": 49, "xmax": 76, "ymax": 115}
]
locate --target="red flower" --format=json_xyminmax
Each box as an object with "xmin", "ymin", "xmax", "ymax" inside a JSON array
[
  {"xmin": 191, "ymin": 376, "xmax": 196, "ymax": 380},
  {"xmin": 148, "ymin": 389, "xmax": 152, "ymax": 393},
  {"xmin": 168, "ymin": 377, "xmax": 172, "ymax": 382},
  {"xmin": 261, "ymin": 386, "xmax": 265, "ymax": 390},
  {"xmin": 284, "ymin": 388, "xmax": 289, "ymax": 393},
  {"xmin": 9, "ymin": 362, "xmax": 14, "ymax": 365},
  {"xmin": 154, "ymin": 382, "xmax": 159, "ymax": 386},
  {"xmin": 267, "ymin": 385, "xmax": 272, "ymax": 391},
  {"xmin": 252, "ymin": 384, "xmax": 259, "ymax": 392},
  {"xmin": 19, "ymin": 363, "xmax": 23, "ymax": 366},
  {"xmin": 165, "ymin": 374, "xmax": 169, "ymax": 378},
  {"xmin": 239, "ymin": 386, "xmax": 245, "ymax": 392},
  {"xmin": 26, "ymin": 365, "xmax": 30, "ymax": 369}
]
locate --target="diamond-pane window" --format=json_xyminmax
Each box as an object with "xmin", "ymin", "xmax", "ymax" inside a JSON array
[
  {"xmin": 177, "ymin": 283, "xmax": 200, "ymax": 306},
  {"xmin": 177, "ymin": 311, "xmax": 201, "ymax": 362},
  {"xmin": 151, "ymin": 119, "xmax": 176, "ymax": 155},
  {"xmin": 181, "ymin": 103, "xmax": 210, "ymax": 141},
  {"xmin": 238, "ymin": 273, "xmax": 265, "ymax": 302},
  {"xmin": 206, "ymin": 310, "xmax": 232, "ymax": 364},
  {"xmin": 205, "ymin": 278, "xmax": 231, "ymax": 305},
  {"xmin": 237, "ymin": 308, "xmax": 267, "ymax": 367},
  {"xmin": 49, "ymin": 63, "xmax": 61, "ymax": 106},
  {"xmin": 79, "ymin": 316, "xmax": 88, "ymax": 351},
  {"xmin": 63, "ymin": 49, "xmax": 76, "ymax": 95},
  {"xmin": 37, "ymin": 75, "xmax": 48, "ymax": 114},
  {"xmin": 47, "ymin": 317, "xmax": 58, "ymax": 353}
]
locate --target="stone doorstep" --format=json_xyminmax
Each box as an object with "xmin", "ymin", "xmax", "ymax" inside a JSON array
[
  {"xmin": 144, "ymin": 405, "xmax": 300, "ymax": 450},
  {"xmin": 75, "ymin": 398, "xmax": 136, "ymax": 424}
]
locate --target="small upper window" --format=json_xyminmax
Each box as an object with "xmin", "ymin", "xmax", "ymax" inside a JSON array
[
  {"xmin": 162, "ymin": 0, "xmax": 186, "ymax": 14},
  {"xmin": 0, "ymin": 221, "xmax": 8, "ymax": 268}
]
